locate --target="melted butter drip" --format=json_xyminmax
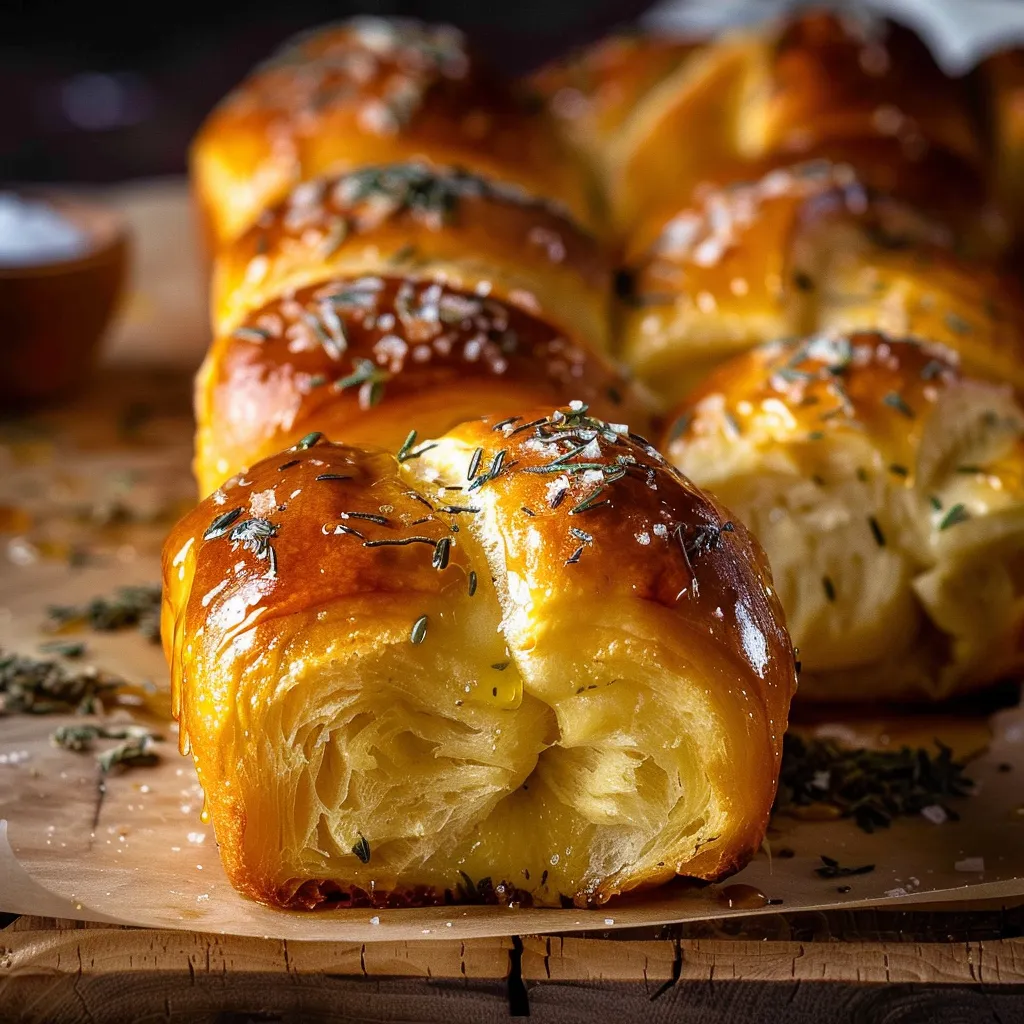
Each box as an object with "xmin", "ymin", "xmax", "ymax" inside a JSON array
[{"xmin": 718, "ymin": 883, "xmax": 768, "ymax": 909}]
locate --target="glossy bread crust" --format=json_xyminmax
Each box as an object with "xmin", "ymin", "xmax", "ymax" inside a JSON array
[
  {"xmin": 163, "ymin": 405, "xmax": 796, "ymax": 908},
  {"xmin": 193, "ymin": 18, "xmax": 592, "ymax": 247},
  {"xmin": 664, "ymin": 332, "xmax": 1024, "ymax": 702},
  {"xmin": 195, "ymin": 275, "xmax": 650, "ymax": 495},
  {"xmin": 621, "ymin": 161, "xmax": 1024, "ymax": 405},
  {"xmin": 211, "ymin": 163, "xmax": 610, "ymax": 352}
]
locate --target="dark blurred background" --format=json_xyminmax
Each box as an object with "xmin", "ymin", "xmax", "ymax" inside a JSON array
[{"xmin": 1, "ymin": 0, "xmax": 658, "ymax": 185}]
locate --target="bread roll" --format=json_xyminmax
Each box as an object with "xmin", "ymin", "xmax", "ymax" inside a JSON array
[
  {"xmin": 533, "ymin": 11, "xmax": 990, "ymax": 241},
  {"xmin": 664, "ymin": 332, "xmax": 1024, "ymax": 702},
  {"xmin": 621, "ymin": 161, "xmax": 1024, "ymax": 406},
  {"xmin": 162, "ymin": 404, "xmax": 796, "ymax": 908},
  {"xmin": 195, "ymin": 162, "xmax": 636, "ymax": 495},
  {"xmin": 193, "ymin": 18, "xmax": 593, "ymax": 248}
]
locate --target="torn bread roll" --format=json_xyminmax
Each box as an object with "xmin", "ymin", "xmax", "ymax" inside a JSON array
[
  {"xmin": 162, "ymin": 404, "xmax": 796, "ymax": 909},
  {"xmin": 664, "ymin": 332, "xmax": 1024, "ymax": 702}
]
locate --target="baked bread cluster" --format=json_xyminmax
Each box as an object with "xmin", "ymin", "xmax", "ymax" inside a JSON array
[
  {"xmin": 165, "ymin": 9, "xmax": 1024, "ymax": 910},
  {"xmin": 164, "ymin": 406, "xmax": 794, "ymax": 908}
]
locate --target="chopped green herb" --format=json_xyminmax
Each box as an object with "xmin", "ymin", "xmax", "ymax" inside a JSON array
[
  {"xmin": 773, "ymin": 734, "xmax": 973, "ymax": 833},
  {"xmin": 203, "ymin": 507, "xmax": 244, "ymax": 541},
  {"xmin": 315, "ymin": 473, "xmax": 352, "ymax": 482},
  {"xmin": 822, "ymin": 576, "xmax": 836, "ymax": 602},
  {"xmin": 351, "ymin": 833, "xmax": 371, "ymax": 864},
  {"xmin": 295, "ymin": 431, "xmax": 323, "ymax": 450},
  {"xmin": 868, "ymin": 516, "xmax": 886, "ymax": 547},
  {"xmin": 48, "ymin": 585, "xmax": 162, "ymax": 643},
  {"xmin": 944, "ymin": 312, "xmax": 972, "ymax": 336},
  {"xmin": 432, "ymin": 537, "xmax": 451, "ymax": 570},
  {"xmin": 883, "ymin": 392, "xmax": 914, "ymax": 418},
  {"xmin": 232, "ymin": 326, "xmax": 270, "ymax": 344},
  {"xmin": 468, "ymin": 571, "xmax": 477, "ymax": 596},
  {"xmin": 396, "ymin": 430, "xmax": 437, "ymax": 464},
  {"xmin": 410, "ymin": 615, "xmax": 429, "ymax": 644},
  {"xmin": 815, "ymin": 855, "xmax": 874, "ymax": 879},
  {"xmin": 38, "ymin": 640, "xmax": 86, "ymax": 659},
  {"xmin": 939, "ymin": 503, "xmax": 969, "ymax": 530},
  {"xmin": 334, "ymin": 359, "xmax": 390, "ymax": 407}
]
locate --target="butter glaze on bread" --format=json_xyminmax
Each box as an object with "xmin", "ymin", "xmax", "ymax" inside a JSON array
[
  {"xmin": 621, "ymin": 161, "xmax": 1024, "ymax": 405},
  {"xmin": 211, "ymin": 164, "xmax": 610, "ymax": 350},
  {"xmin": 196, "ymin": 162, "xmax": 642, "ymax": 495},
  {"xmin": 163, "ymin": 405, "xmax": 796, "ymax": 908},
  {"xmin": 665, "ymin": 333, "xmax": 1024, "ymax": 702},
  {"xmin": 193, "ymin": 18, "xmax": 593, "ymax": 247},
  {"xmin": 195, "ymin": 274, "xmax": 648, "ymax": 496}
]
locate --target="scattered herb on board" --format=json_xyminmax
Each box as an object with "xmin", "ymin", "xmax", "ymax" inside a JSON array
[
  {"xmin": 57, "ymin": 724, "xmax": 163, "ymax": 830},
  {"xmin": 773, "ymin": 734, "xmax": 974, "ymax": 833},
  {"xmin": 0, "ymin": 649, "xmax": 122, "ymax": 715},
  {"xmin": 48, "ymin": 584, "xmax": 162, "ymax": 643},
  {"xmin": 814, "ymin": 855, "xmax": 874, "ymax": 879}
]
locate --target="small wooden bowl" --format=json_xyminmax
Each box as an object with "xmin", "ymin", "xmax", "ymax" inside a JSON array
[{"xmin": 0, "ymin": 193, "xmax": 129, "ymax": 406}]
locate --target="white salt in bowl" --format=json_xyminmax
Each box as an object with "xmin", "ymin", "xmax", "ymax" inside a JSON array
[{"xmin": 0, "ymin": 191, "xmax": 128, "ymax": 406}]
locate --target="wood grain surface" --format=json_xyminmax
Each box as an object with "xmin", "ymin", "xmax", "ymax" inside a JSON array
[{"xmin": 2, "ymin": 912, "xmax": 1024, "ymax": 1023}]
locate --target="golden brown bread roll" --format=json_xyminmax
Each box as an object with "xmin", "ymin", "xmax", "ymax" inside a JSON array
[
  {"xmin": 193, "ymin": 18, "xmax": 594, "ymax": 248},
  {"xmin": 532, "ymin": 11, "xmax": 991, "ymax": 241},
  {"xmin": 196, "ymin": 161, "xmax": 638, "ymax": 495},
  {"xmin": 210, "ymin": 164, "xmax": 609, "ymax": 347},
  {"xmin": 195, "ymin": 274, "xmax": 648, "ymax": 497},
  {"xmin": 163, "ymin": 403, "xmax": 796, "ymax": 908},
  {"xmin": 620, "ymin": 160, "xmax": 1024, "ymax": 406},
  {"xmin": 528, "ymin": 34, "xmax": 706, "ymax": 181},
  {"xmin": 664, "ymin": 332, "xmax": 1024, "ymax": 703}
]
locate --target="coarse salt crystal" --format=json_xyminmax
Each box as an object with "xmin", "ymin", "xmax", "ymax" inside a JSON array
[{"xmin": 920, "ymin": 805, "xmax": 947, "ymax": 825}]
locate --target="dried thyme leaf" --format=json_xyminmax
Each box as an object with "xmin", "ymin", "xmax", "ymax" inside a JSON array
[
  {"xmin": 352, "ymin": 834, "xmax": 371, "ymax": 864},
  {"xmin": 814, "ymin": 855, "xmax": 875, "ymax": 879}
]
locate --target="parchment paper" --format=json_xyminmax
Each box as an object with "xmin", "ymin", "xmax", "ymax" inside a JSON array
[{"xmin": 1, "ymin": 367, "xmax": 1023, "ymax": 941}]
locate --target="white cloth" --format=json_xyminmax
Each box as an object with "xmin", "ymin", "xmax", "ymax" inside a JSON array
[{"xmin": 642, "ymin": 0, "xmax": 1024, "ymax": 74}]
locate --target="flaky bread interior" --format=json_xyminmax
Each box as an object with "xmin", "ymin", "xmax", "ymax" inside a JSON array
[
  {"xmin": 667, "ymin": 333, "xmax": 1024, "ymax": 701},
  {"xmin": 163, "ymin": 408, "xmax": 795, "ymax": 908}
]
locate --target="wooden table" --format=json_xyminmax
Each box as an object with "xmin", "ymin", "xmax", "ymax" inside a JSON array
[
  {"xmin": 2, "ymin": 181, "xmax": 1024, "ymax": 1023},
  {"xmin": 3, "ymin": 903, "xmax": 1024, "ymax": 1022}
]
